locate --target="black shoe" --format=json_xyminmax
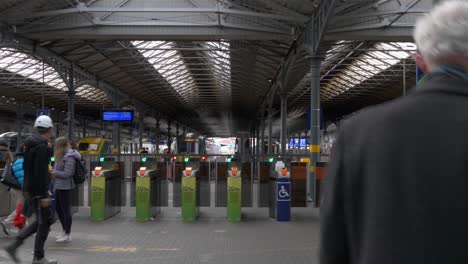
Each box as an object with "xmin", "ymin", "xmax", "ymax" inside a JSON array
[
  {"xmin": 4, "ymin": 244, "xmax": 20, "ymax": 263},
  {"xmin": 1, "ymin": 221, "xmax": 9, "ymax": 236},
  {"xmin": 32, "ymin": 257, "xmax": 57, "ymax": 264}
]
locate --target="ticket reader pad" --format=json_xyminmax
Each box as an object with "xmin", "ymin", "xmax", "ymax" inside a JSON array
[
  {"xmin": 90, "ymin": 161, "xmax": 122, "ymax": 221},
  {"xmin": 269, "ymin": 167, "xmax": 291, "ymax": 222},
  {"xmin": 227, "ymin": 166, "xmax": 242, "ymax": 222},
  {"xmin": 181, "ymin": 167, "xmax": 199, "ymax": 222},
  {"xmin": 135, "ymin": 165, "xmax": 162, "ymax": 222}
]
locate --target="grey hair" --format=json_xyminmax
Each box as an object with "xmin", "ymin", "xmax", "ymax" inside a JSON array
[{"xmin": 413, "ymin": 1, "xmax": 468, "ymax": 63}]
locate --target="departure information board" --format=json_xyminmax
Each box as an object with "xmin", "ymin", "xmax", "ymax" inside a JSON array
[{"xmin": 102, "ymin": 110, "xmax": 134, "ymax": 122}]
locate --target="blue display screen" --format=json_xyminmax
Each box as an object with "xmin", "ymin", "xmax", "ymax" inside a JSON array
[
  {"xmin": 288, "ymin": 138, "xmax": 307, "ymax": 147},
  {"xmin": 102, "ymin": 111, "xmax": 133, "ymax": 122}
]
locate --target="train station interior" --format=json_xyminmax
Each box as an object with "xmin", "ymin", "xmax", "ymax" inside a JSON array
[{"xmin": 0, "ymin": 0, "xmax": 437, "ymax": 263}]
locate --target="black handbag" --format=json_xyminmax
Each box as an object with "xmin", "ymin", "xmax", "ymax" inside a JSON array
[{"xmin": 0, "ymin": 164, "xmax": 21, "ymax": 190}]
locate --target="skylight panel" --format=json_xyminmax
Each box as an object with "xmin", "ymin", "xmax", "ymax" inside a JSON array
[
  {"xmin": 0, "ymin": 48, "xmax": 108, "ymax": 103},
  {"xmin": 328, "ymin": 42, "xmax": 416, "ymax": 93},
  {"xmin": 132, "ymin": 41, "xmax": 197, "ymax": 102}
]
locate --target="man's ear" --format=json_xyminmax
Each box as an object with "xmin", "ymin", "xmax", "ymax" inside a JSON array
[{"xmin": 412, "ymin": 52, "xmax": 430, "ymax": 73}]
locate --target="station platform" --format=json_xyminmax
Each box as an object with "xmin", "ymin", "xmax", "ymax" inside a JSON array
[{"xmin": 0, "ymin": 206, "xmax": 320, "ymax": 264}]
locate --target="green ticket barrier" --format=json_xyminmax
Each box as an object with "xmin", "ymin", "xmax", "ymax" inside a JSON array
[
  {"xmin": 135, "ymin": 174, "xmax": 151, "ymax": 222},
  {"xmin": 227, "ymin": 168, "xmax": 242, "ymax": 222},
  {"xmin": 181, "ymin": 169, "xmax": 198, "ymax": 222},
  {"xmin": 90, "ymin": 170, "xmax": 106, "ymax": 221}
]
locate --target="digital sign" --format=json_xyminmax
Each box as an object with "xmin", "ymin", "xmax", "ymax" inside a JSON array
[
  {"xmin": 288, "ymin": 138, "xmax": 307, "ymax": 147},
  {"xmin": 102, "ymin": 110, "xmax": 134, "ymax": 122}
]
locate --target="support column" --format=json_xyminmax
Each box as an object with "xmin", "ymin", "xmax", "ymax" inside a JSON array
[
  {"xmin": 260, "ymin": 113, "xmax": 265, "ymax": 156},
  {"xmin": 155, "ymin": 118, "xmax": 160, "ymax": 154},
  {"xmin": 67, "ymin": 65, "xmax": 75, "ymax": 141},
  {"xmin": 138, "ymin": 114, "xmax": 144, "ymax": 152},
  {"xmin": 167, "ymin": 119, "xmax": 171, "ymax": 154},
  {"xmin": 280, "ymin": 94, "xmax": 287, "ymax": 156},
  {"xmin": 255, "ymin": 122, "xmax": 260, "ymax": 158},
  {"xmin": 309, "ymin": 56, "xmax": 322, "ymax": 203},
  {"xmin": 403, "ymin": 58, "xmax": 406, "ymax": 96},
  {"xmin": 267, "ymin": 108, "xmax": 273, "ymax": 156},
  {"xmin": 16, "ymin": 103, "xmax": 24, "ymax": 152},
  {"xmin": 112, "ymin": 93, "xmax": 121, "ymax": 155}
]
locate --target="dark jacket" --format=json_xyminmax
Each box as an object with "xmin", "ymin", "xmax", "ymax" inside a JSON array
[
  {"xmin": 22, "ymin": 134, "xmax": 50, "ymax": 198},
  {"xmin": 321, "ymin": 73, "xmax": 468, "ymax": 264}
]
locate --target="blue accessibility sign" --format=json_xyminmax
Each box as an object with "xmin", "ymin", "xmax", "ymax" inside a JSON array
[
  {"xmin": 277, "ymin": 181, "xmax": 291, "ymax": 202},
  {"xmin": 36, "ymin": 108, "xmax": 49, "ymax": 117}
]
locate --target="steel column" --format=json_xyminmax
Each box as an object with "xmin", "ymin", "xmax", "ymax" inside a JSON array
[
  {"xmin": 15, "ymin": 103, "xmax": 24, "ymax": 153},
  {"xmin": 403, "ymin": 58, "xmax": 406, "ymax": 96},
  {"xmin": 112, "ymin": 93, "xmax": 121, "ymax": 155},
  {"xmin": 67, "ymin": 65, "xmax": 75, "ymax": 141},
  {"xmin": 267, "ymin": 108, "xmax": 273, "ymax": 156},
  {"xmin": 167, "ymin": 120, "xmax": 171, "ymax": 154},
  {"xmin": 255, "ymin": 123, "xmax": 260, "ymax": 158},
  {"xmin": 155, "ymin": 118, "xmax": 160, "ymax": 154},
  {"xmin": 309, "ymin": 57, "xmax": 322, "ymax": 203},
  {"xmin": 280, "ymin": 94, "xmax": 287, "ymax": 156},
  {"xmin": 260, "ymin": 114, "xmax": 265, "ymax": 155},
  {"xmin": 138, "ymin": 114, "xmax": 144, "ymax": 151}
]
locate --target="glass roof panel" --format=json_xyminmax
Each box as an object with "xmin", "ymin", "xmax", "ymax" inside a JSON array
[
  {"xmin": 328, "ymin": 42, "xmax": 416, "ymax": 94},
  {"xmin": 0, "ymin": 48, "xmax": 109, "ymax": 104},
  {"xmin": 132, "ymin": 41, "xmax": 197, "ymax": 103}
]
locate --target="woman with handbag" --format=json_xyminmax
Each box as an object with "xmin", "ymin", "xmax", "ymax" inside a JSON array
[
  {"xmin": 50, "ymin": 137, "xmax": 81, "ymax": 243},
  {"xmin": 0, "ymin": 144, "xmax": 25, "ymax": 236}
]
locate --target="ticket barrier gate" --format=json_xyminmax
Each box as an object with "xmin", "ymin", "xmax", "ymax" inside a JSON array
[
  {"xmin": 269, "ymin": 167, "xmax": 291, "ymax": 222},
  {"xmin": 90, "ymin": 164, "xmax": 122, "ymax": 221},
  {"xmin": 135, "ymin": 166, "xmax": 163, "ymax": 222},
  {"xmin": 181, "ymin": 167, "xmax": 199, "ymax": 222},
  {"xmin": 227, "ymin": 166, "xmax": 242, "ymax": 222}
]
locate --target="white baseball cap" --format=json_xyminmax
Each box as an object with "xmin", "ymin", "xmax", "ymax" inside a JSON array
[{"xmin": 34, "ymin": 115, "xmax": 53, "ymax": 128}]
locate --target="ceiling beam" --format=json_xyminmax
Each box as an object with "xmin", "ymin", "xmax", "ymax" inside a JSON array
[{"xmin": 10, "ymin": 6, "xmax": 307, "ymax": 23}]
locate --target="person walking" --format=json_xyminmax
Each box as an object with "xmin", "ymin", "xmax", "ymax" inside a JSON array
[
  {"xmin": 3, "ymin": 115, "xmax": 57, "ymax": 264},
  {"xmin": 50, "ymin": 137, "xmax": 80, "ymax": 243},
  {"xmin": 0, "ymin": 142, "xmax": 16, "ymax": 236},
  {"xmin": 320, "ymin": 2, "xmax": 468, "ymax": 264},
  {"xmin": 1, "ymin": 144, "xmax": 26, "ymax": 235}
]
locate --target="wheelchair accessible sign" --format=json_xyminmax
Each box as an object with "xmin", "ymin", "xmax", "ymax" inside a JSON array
[{"xmin": 277, "ymin": 181, "xmax": 291, "ymax": 202}]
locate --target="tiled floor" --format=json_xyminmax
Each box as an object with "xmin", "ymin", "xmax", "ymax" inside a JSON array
[{"xmin": 0, "ymin": 206, "xmax": 320, "ymax": 264}]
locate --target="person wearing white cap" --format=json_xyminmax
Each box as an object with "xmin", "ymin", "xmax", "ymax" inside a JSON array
[{"xmin": 3, "ymin": 115, "xmax": 58, "ymax": 264}]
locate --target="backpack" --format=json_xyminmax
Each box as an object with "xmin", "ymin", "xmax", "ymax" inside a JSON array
[
  {"xmin": 0, "ymin": 163, "xmax": 21, "ymax": 190},
  {"xmin": 73, "ymin": 157, "xmax": 87, "ymax": 184}
]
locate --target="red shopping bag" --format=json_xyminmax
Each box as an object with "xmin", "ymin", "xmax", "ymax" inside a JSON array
[{"xmin": 13, "ymin": 203, "xmax": 27, "ymax": 229}]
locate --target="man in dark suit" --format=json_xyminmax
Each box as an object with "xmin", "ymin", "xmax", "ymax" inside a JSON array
[{"xmin": 320, "ymin": 1, "xmax": 468, "ymax": 264}]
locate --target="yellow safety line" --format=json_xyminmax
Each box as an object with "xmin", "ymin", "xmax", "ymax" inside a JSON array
[
  {"xmin": 145, "ymin": 248, "xmax": 180, "ymax": 251},
  {"xmin": 48, "ymin": 247, "xmax": 83, "ymax": 250}
]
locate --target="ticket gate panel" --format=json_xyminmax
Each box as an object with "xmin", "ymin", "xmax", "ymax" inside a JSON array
[
  {"xmin": 156, "ymin": 162, "xmax": 169, "ymax": 207},
  {"xmin": 172, "ymin": 162, "xmax": 184, "ymax": 207},
  {"xmin": 181, "ymin": 171, "xmax": 199, "ymax": 222},
  {"xmin": 198, "ymin": 162, "xmax": 210, "ymax": 207},
  {"xmin": 88, "ymin": 159, "xmax": 125, "ymax": 207},
  {"xmin": 258, "ymin": 162, "xmax": 273, "ymax": 208},
  {"xmin": 130, "ymin": 162, "xmax": 140, "ymax": 207},
  {"xmin": 241, "ymin": 162, "xmax": 253, "ymax": 207},
  {"xmin": 215, "ymin": 162, "xmax": 228, "ymax": 207},
  {"xmin": 290, "ymin": 162, "xmax": 307, "ymax": 207}
]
